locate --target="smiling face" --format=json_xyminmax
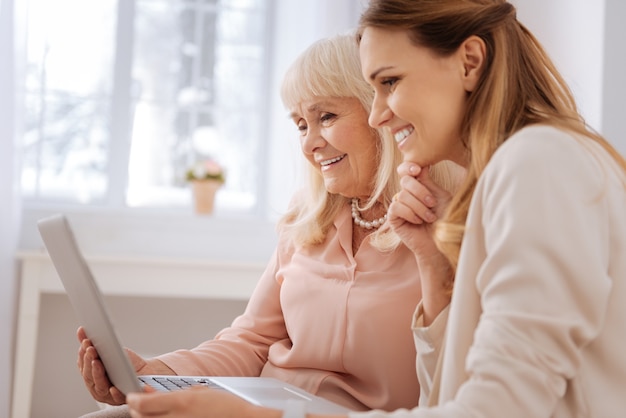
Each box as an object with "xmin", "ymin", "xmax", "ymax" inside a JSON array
[
  {"xmin": 290, "ymin": 96, "xmax": 379, "ymax": 199},
  {"xmin": 359, "ymin": 26, "xmax": 474, "ymax": 167}
]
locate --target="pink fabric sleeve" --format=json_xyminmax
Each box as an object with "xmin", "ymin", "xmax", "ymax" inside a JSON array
[{"xmin": 155, "ymin": 247, "xmax": 289, "ymax": 376}]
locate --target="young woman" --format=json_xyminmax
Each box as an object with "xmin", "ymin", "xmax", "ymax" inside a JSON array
[{"xmin": 358, "ymin": 0, "xmax": 626, "ymax": 417}]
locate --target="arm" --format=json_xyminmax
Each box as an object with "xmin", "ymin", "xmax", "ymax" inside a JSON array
[
  {"xmin": 124, "ymin": 387, "xmax": 425, "ymax": 418},
  {"xmin": 388, "ymin": 162, "xmax": 457, "ymax": 325},
  {"xmin": 126, "ymin": 387, "xmax": 343, "ymax": 418},
  {"xmin": 156, "ymin": 248, "xmax": 289, "ymax": 376},
  {"xmin": 431, "ymin": 132, "xmax": 616, "ymax": 417}
]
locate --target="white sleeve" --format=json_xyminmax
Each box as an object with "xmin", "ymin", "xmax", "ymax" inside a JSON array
[{"xmin": 411, "ymin": 302, "xmax": 449, "ymax": 406}]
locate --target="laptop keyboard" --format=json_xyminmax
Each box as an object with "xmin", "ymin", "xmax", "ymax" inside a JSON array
[{"xmin": 138, "ymin": 376, "xmax": 222, "ymax": 392}]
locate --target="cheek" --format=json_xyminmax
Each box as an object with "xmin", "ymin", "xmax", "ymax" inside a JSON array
[
  {"xmin": 421, "ymin": 88, "xmax": 466, "ymax": 133},
  {"xmin": 387, "ymin": 93, "xmax": 405, "ymax": 115},
  {"xmin": 303, "ymin": 153, "xmax": 318, "ymax": 171}
]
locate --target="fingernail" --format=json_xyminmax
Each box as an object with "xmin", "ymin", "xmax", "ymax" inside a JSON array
[
  {"xmin": 425, "ymin": 211, "xmax": 437, "ymax": 222},
  {"xmin": 424, "ymin": 195, "xmax": 436, "ymax": 207},
  {"xmin": 409, "ymin": 165, "xmax": 419, "ymax": 175}
]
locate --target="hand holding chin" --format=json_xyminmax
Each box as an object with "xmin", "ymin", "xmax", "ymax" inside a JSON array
[{"xmin": 388, "ymin": 162, "xmax": 453, "ymax": 257}]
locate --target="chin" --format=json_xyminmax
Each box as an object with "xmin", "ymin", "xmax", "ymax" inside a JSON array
[
  {"xmin": 403, "ymin": 151, "xmax": 435, "ymax": 167},
  {"xmin": 402, "ymin": 155, "xmax": 424, "ymax": 165}
]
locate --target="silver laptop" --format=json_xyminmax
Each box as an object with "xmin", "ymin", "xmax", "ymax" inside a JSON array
[{"xmin": 37, "ymin": 213, "xmax": 350, "ymax": 414}]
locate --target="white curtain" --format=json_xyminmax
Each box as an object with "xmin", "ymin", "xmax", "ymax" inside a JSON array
[{"xmin": 0, "ymin": 0, "xmax": 20, "ymax": 415}]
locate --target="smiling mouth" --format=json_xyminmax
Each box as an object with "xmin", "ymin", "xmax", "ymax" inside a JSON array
[
  {"xmin": 394, "ymin": 127, "xmax": 414, "ymax": 144},
  {"xmin": 320, "ymin": 154, "xmax": 346, "ymax": 167}
]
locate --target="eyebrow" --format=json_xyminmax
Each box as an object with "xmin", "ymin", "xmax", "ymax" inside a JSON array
[
  {"xmin": 288, "ymin": 100, "xmax": 339, "ymax": 119},
  {"xmin": 368, "ymin": 66, "xmax": 394, "ymax": 81},
  {"xmin": 307, "ymin": 101, "xmax": 335, "ymax": 112}
]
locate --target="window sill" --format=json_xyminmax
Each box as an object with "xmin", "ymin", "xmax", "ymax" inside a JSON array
[{"xmin": 19, "ymin": 205, "xmax": 279, "ymax": 264}]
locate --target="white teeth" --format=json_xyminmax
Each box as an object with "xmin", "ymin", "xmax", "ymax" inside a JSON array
[
  {"xmin": 320, "ymin": 154, "xmax": 346, "ymax": 166},
  {"xmin": 394, "ymin": 127, "xmax": 414, "ymax": 143}
]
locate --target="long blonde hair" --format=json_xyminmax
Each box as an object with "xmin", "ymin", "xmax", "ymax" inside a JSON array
[
  {"xmin": 359, "ymin": 0, "xmax": 626, "ymax": 267},
  {"xmin": 279, "ymin": 32, "xmax": 459, "ymax": 249}
]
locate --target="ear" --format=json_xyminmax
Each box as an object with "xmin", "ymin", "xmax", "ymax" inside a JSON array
[{"xmin": 459, "ymin": 36, "xmax": 486, "ymax": 92}]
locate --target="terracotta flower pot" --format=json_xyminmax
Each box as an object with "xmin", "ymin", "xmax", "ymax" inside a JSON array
[{"xmin": 191, "ymin": 180, "xmax": 222, "ymax": 215}]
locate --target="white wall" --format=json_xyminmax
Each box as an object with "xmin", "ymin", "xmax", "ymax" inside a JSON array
[
  {"xmin": 511, "ymin": 0, "xmax": 605, "ymax": 131},
  {"xmin": 512, "ymin": 0, "xmax": 625, "ymax": 154},
  {"xmin": 602, "ymin": 0, "xmax": 626, "ymax": 156},
  {"xmin": 0, "ymin": 0, "xmax": 19, "ymax": 417}
]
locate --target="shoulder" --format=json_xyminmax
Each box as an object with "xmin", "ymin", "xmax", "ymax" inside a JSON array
[
  {"xmin": 471, "ymin": 125, "xmax": 622, "ymax": 226},
  {"xmin": 482, "ymin": 125, "xmax": 608, "ymax": 188},
  {"xmin": 491, "ymin": 125, "xmax": 585, "ymax": 166}
]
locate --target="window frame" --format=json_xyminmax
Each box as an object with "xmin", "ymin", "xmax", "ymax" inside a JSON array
[
  {"xmin": 21, "ymin": 0, "xmax": 276, "ymax": 219},
  {"xmin": 18, "ymin": 0, "xmax": 362, "ymax": 262}
]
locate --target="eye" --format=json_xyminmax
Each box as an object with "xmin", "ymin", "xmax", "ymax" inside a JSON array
[
  {"xmin": 381, "ymin": 77, "xmax": 399, "ymax": 91},
  {"xmin": 320, "ymin": 112, "xmax": 337, "ymax": 124},
  {"xmin": 296, "ymin": 119, "xmax": 308, "ymax": 134}
]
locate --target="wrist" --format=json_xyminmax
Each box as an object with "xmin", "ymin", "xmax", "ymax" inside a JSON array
[
  {"xmin": 140, "ymin": 358, "xmax": 176, "ymax": 375},
  {"xmin": 416, "ymin": 253, "xmax": 453, "ymax": 326}
]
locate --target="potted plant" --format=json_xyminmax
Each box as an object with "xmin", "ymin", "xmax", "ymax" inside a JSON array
[{"xmin": 186, "ymin": 159, "xmax": 225, "ymax": 215}]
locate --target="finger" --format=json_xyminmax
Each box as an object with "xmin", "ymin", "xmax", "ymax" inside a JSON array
[
  {"xmin": 398, "ymin": 163, "xmax": 451, "ymax": 206},
  {"xmin": 82, "ymin": 345, "xmax": 96, "ymax": 386},
  {"xmin": 389, "ymin": 194, "xmax": 428, "ymax": 225},
  {"xmin": 416, "ymin": 165, "xmax": 439, "ymax": 189},
  {"xmin": 398, "ymin": 177, "xmax": 437, "ymax": 222},
  {"xmin": 397, "ymin": 161, "xmax": 421, "ymax": 178},
  {"xmin": 78, "ymin": 328, "xmax": 93, "ymax": 371},
  {"xmin": 90, "ymin": 355, "xmax": 114, "ymax": 397},
  {"xmin": 396, "ymin": 164, "xmax": 438, "ymax": 209},
  {"xmin": 109, "ymin": 386, "xmax": 127, "ymax": 405},
  {"xmin": 417, "ymin": 167, "xmax": 454, "ymax": 208},
  {"xmin": 77, "ymin": 340, "xmax": 87, "ymax": 372},
  {"xmin": 77, "ymin": 326, "xmax": 87, "ymax": 342}
]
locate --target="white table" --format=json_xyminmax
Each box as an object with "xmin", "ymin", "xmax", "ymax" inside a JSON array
[{"xmin": 11, "ymin": 250, "xmax": 263, "ymax": 418}]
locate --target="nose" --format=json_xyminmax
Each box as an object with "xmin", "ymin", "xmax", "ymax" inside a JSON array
[
  {"xmin": 368, "ymin": 94, "xmax": 392, "ymax": 129},
  {"xmin": 301, "ymin": 128, "xmax": 326, "ymax": 155}
]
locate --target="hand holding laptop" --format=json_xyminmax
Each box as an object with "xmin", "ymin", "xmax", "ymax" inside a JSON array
[{"xmin": 77, "ymin": 326, "xmax": 175, "ymax": 405}]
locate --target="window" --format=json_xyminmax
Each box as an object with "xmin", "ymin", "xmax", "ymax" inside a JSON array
[{"xmin": 21, "ymin": 0, "xmax": 272, "ymax": 215}]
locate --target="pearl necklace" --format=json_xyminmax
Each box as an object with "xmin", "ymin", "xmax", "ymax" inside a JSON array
[{"xmin": 351, "ymin": 198, "xmax": 387, "ymax": 230}]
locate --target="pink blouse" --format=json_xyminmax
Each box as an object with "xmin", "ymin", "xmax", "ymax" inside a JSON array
[{"xmin": 156, "ymin": 201, "xmax": 421, "ymax": 412}]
